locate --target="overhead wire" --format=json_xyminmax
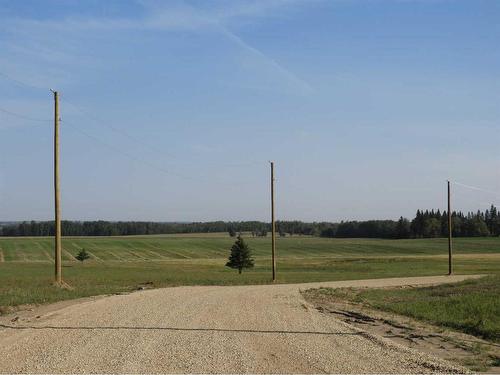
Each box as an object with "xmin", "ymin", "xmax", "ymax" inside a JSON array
[
  {"xmin": 60, "ymin": 95, "xmax": 179, "ymax": 160},
  {"xmin": 60, "ymin": 94, "xmax": 266, "ymax": 168},
  {"xmin": 0, "ymin": 106, "xmax": 51, "ymax": 122},
  {"xmin": 450, "ymin": 180, "xmax": 500, "ymax": 197},
  {"xmin": 0, "ymin": 71, "xmax": 49, "ymax": 91},
  {"xmin": 1, "ymin": 71, "xmax": 267, "ymax": 175},
  {"xmin": 15, "ymin": 73, "xmax": 500, "ymax": 207},
  {"xmin": 62, "ymin": 119, "xmax": 194, "ymax": 181}
]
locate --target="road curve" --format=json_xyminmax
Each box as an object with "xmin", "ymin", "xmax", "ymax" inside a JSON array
[{"xmin": 0, "ymin": 275, "xmax": 479, "ymax": 374}]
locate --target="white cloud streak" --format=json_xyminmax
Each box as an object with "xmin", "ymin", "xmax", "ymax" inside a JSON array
[{"xmin": 0, "ymin": 0, "xmax": 314, "ymax": 95}]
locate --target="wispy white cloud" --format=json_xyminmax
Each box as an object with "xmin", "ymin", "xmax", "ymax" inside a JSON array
[
  {"xmin": 0, "ymin": 0, "xmax": 314, "ymax": 95},
  {"xmin": 144, "ymin": 0, "xmax": 315, "ymax": 94},
  {"xmin": 220, "ymin": 27, "xmax": 314, "ymax": 95},
  {"xmin": 139, "ymin": 0, "xmax": 306, "ymax": 29}
]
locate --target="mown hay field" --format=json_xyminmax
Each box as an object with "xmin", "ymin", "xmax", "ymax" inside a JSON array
[{"xmin": 1, "ymin": 235, "xmax": 499, "ymax": 310}]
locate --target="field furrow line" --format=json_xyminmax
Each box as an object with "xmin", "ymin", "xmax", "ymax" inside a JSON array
[
  {"xmin": 0, "ymin": 248, "xmax": 4, "ymax": 263},
  {"xmin": 148, "ymin": 243, "xmax": 190, "ymax": 259},
  {"xmin": 142, "ymin": 243, "xmax": 171, "ymax": 259},
  {"xmin": 63, "ymin": 249, "xmax": 77, "ymax": 261},
  {"xmin": 106, "ymin": 250, "xmax": 125, "ymax": 261},
  {"xmin": 42, "ymin": 250, "xmax": 54, "ymax": 261},
  {"xmin": 142, "ymin": 248, "xmax": 168, "ymax": 259},
  {"xmin": 169, "ymin": 249, "xmax": 192, "ymax": 259},
  {"xmin": 130, "ymin": 249, "xmax": 150, "ymax": 260},
  {"xmin": 85, "ymin": 250, "xmax": 103, "ymax": 262},
  {"xmin": 128, "ymin": 244, "xmax": 158, "ymax": 260},
  {"xmin": 16, "ymin": 247, "xmax": 28, "ymax": 262},
  {"xmin": 70, "ymin": 242, "xmax": 83, "ymax": 250},
  {"xmin": 33, "ymin": 241, "xmax": 53, "ymax": 262},
  {"xmin": 121, "ymin": 246, "xmax": 147, "ymax": 260}
]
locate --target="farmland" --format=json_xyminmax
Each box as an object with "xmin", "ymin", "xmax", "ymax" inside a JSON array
[
  {"xmin": 0, "ymin": 234, "xmax": 499, "ymax": 310},
  {"xmin": 305, "ymin": 275, "xmax": 500, "ymax": 343}
]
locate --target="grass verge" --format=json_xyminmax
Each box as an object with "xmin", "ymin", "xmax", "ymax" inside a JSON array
[
  {"xmin": 306, "ymin": 275, "xmax": 500, "ymax": 343},
  {"xmin": 1, "ymin": 255, "xmax": 499, "ymax": 312},
  {"xmin": 1, "ymin": 235, "xmax": 499, "ymax": 312}
]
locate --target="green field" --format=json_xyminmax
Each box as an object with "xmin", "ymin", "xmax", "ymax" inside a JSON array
[
  {"xmin": 305, "ymin": 275, "xmax": 500, "ymax": 343},
  {"xmin": 1, "ymin": 235, "xmax": 500, "ymax": 262},
  {"xmin": 1, "ymin": 235, "xmax": 499, "ymax": 311}
]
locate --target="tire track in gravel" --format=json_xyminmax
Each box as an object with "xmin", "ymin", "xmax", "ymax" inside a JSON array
[{"xmin": 0, "ymin": 275, "xmax": 480, "ymax": 374}]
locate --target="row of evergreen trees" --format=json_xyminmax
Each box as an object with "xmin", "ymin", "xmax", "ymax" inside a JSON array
[
  {"xmin": 1, "ymin": 205, "xmax": 498, "ymax": 239},
  {"xmin": 408, "ymin": 208, "xmax": 499, "ymax": 238},
  {"xmin": 0, "ymin": 220, "xmax": 267, "ymax": 237},
  {"xmin": 319, "ymin": 205, "xmax": 500, "ymax": 239}
]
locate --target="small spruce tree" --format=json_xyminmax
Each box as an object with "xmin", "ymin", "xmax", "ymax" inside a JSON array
[
  {"xmin": 228, "ymin": 227, "xmax": 236, "ymax": 237},
  {"xmin": 76, "ymin": 248, "xmax": 90, "ymax": 263},
  {"xmin": 226, "ymin": 235, "xmax": 254, "ymax": 274}
]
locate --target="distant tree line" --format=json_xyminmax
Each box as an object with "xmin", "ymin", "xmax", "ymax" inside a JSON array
[
  {"xmin": 1, "ymin": 205, "xmax": 498, "ymax": 239},
  {"xmin": 0, "ymin": 220, "xmax": 266, "ymax": 237},
  {"xmin": 318, "ymin": 205, "xmax": 500, "ymax": 239}
]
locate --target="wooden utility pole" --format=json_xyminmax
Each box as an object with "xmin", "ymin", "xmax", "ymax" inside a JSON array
[
  {"xmin": 53, "ymin": 90, "xmax": 62, "ymax": 284},
  {"xmin": 270, "ymin": 162, "xmax": 276, "ymax": 282},
  {"xmin": 447, "ymin": 180, "xmax": 452, "ymax": 275}
]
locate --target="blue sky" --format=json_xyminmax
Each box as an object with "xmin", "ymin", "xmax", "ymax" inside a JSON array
[{"xmin": 0, "ymin": 0, "xmax": 499, "ymax": 222}]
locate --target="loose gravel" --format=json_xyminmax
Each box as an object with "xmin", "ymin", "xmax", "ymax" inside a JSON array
[{"xmin": 0, "ymin": 275, "xmax": 479, "ymax": 373}]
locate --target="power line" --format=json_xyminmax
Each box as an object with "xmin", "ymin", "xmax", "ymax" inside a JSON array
[
  {"xmin": 60, "ymin": 95, "xmax": 179, "ymax": 160},
  {"xmin": 65, "ymin": 120, "xmax": 264, "ymax": 188},
  {"xmin": 451, "ymin": 180, "xmax": 500, "ymax": 197},
  {"xmin": 63, "ymin": 119, "xmax": 194, "ymax": 181},
  {"xmin": 0, "ymin": 71, "xmax": 49, "ymax": 91},
  {"xmin": 0, "ymin": 106, "xmax": 51, "ymax": 122},
  {"xmin": 0, "ymin": 72, "xmax": 266, "ymax": 169},
  {"xmin": 60, "ymin": 94, "xmax": 266, "ymax": 168}
]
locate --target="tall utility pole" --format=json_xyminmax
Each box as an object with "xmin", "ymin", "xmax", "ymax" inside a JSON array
[
  {"xmin": 270, "ymin": 161, "xmax": 276, "ymax": 282},
  {"xmin": 447, "ymin": 180, "xmax": 452, "ymax": 275},
  {"xmin": 53, "ymin": 90, "xmax": 62, "ymax": 285}
]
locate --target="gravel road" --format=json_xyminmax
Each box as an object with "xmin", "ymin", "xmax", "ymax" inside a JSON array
[{"xmin": 0, "ymin": 275, "xmax": 479, "ymax": 373}]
